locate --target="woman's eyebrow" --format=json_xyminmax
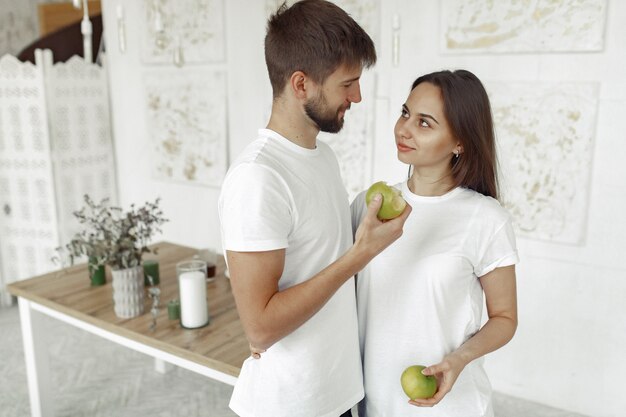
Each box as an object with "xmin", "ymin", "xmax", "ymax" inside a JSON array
[
  {"xmin": 404, "ymin": 104, "xmax": 440, "ymax": 125},
  {"xmin": 418, "ymin": 112, "xmax": 439, "ymax": 125}
]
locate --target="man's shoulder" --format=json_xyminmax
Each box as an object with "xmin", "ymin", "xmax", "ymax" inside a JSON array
[
  {"xmin": 316, "ymin": 139, "xmax": 338, "ymax": 159},
  {"xmin": 232, "ymin": 135, "xmax": 273, "ymax": 164},
  {"xmin": 224, "ymin": 159, "xmax": 284, "ymax": 191}
]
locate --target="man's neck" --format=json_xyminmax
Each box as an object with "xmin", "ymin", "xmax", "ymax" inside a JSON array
[{"xmin": 266, "ymin": 100, "xmax": 319, "ymax": 150}]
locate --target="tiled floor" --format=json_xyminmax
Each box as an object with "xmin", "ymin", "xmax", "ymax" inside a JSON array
[{"xmin": 0, "ymin": 304, "xmax": 589, "ymax": 417}]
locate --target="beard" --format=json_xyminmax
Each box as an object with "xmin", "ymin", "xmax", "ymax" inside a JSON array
[{"xmin": 304, "ymin": 92, "xmax": 347, "ymax": 133}]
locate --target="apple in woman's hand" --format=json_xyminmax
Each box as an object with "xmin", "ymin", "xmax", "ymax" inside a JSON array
[
  {"xmin": 400, "ymin": 365, "xmax": 437, "ymax": 400},
  {"xmin": 365, "ymin": 181, "xmax": 407, "ymax": 220}
]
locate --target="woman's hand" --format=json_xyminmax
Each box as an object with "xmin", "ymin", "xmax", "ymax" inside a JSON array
[
  {"xmin": 408, "ymin": 353, "xmax": 466, "ymax": 407},
  {"xmin": 409, "ymin": 265, "xmax": 517, "ymax": 408}
]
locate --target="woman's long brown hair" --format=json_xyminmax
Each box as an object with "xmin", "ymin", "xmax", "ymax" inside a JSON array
[{"xmin": 411, "ymin": 70, "xmax": 498, "ymax": 199}]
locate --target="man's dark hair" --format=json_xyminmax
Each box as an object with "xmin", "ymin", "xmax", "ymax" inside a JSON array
[{"xmin": 265, "ymin": 0, "xmax": 376, "ymax": 97}]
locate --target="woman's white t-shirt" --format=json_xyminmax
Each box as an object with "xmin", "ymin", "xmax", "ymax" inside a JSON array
[{"xmin": 351, "ymin": 183, "xmax": 519, "ymax": 417}]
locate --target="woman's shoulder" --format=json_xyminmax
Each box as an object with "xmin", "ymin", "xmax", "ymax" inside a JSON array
[
  {"xmin": 461, "ymin": 188, "xmax": 512, "ymax": 223},
  {"xmin": 351, "ymin": 189, "xmax": 368, "ymax": 212}
]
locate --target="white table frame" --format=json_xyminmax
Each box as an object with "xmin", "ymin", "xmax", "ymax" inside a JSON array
[{"xmin": 18, "ymin": 297, "xmax": 237, "ymax": 417}]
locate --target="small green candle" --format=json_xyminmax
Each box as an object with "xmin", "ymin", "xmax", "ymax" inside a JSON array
[
  {"xmin": 167, "ymin": 299, "xmax": 180, "ymax": 320},
  {"xmin": 143, "ymin": 260, "xmax": 160, "ymax": 286},
  {"xmin": 88, "ymin": 256, "xmax": 106, "ymax": 286}
]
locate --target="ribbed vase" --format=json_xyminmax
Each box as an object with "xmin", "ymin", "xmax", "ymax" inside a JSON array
[{"xmin": 111, "ymin": 266, "xmax": 145, "ymax": 318}]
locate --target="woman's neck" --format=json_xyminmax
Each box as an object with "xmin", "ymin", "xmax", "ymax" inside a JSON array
[{"xmin": 408, "ymin": 169, "xmax": 455, "ymax": 196}]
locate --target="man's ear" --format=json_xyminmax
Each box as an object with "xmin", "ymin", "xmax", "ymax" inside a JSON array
[{"xmin": 289, "ymin": 71, "xmax": 309, "ymax": 100}]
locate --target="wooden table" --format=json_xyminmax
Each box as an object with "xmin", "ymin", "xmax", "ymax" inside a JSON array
[{"xmin": 8, "ymin": 242, "xmax": 249, "ymax": 417}]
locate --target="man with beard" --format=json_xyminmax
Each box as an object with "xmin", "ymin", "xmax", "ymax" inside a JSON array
[{"xmin": 218, "ymin": 1, "xmax": 410, "ymax": 416}]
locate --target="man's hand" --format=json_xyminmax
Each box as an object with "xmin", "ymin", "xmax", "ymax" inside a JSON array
[
  {"xmin": 228, "ymin": 194, "xmax": 411, "ymax": 355},
  {"xmin": 354, "ymin": 193, "xmax": 412, "ymax": 259},
  {"xmin": 249, "ymin": 343, "xmax": 266, "ymax": 359}
]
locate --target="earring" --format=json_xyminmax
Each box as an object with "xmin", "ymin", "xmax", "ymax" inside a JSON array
[{"xmin": 453, "ymin": 150, "xmax": 460, "ymax": 158}]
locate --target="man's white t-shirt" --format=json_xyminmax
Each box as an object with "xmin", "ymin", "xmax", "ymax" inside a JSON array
[
  {"xmin": 351, "ymin": 182, "xmax": 519, "ymax": 417},
  {"xmin": 219, "ymin": 129, "xmax": 363, "ymax": 417}
]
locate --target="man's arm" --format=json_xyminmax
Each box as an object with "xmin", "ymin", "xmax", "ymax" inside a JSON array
[{"xmin": 227, "ymin": 194, "xmax": 411, "ymax": 350}]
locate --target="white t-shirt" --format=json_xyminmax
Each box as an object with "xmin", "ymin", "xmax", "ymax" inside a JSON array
[
  {"xmin": 219, "ymin": 129, "xmax": 364, "ymax": 417},
  {"xmin": 351, "ymin": 182, "xmax": 519, "ymax": 417}
]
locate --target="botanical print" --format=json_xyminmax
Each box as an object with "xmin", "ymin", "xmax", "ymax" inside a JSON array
[
  {"xmin": 141, "ymin": 0, "xmax": 225, "ymax": 64},
  {"xmin": 442, "ymin": 0, "xmax": 607, "ymax": 53},
  {"xmin": 488, "ymin": 82, "xmax": 599, "ymax": 244},
  {"xmin": 144, "ymin": 69, "xmax": 227, "ymax": 187},
  {"xmin": 265, "ymin": 0, "xmax": 380, "ymax": 46}
]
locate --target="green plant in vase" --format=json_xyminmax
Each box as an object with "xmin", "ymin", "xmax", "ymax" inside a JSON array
[
  {"xmin": 57, "ymin": 198, "xmax": 113, "ymax": 286},
  {"xmin": 59, "ymin": 195, "xmax": 168, "ymax": 318}
]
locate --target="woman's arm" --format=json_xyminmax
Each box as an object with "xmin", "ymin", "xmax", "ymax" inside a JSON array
[{"xmin": 409, "ymin": 264, "xmax": 518, "ymax": 407}]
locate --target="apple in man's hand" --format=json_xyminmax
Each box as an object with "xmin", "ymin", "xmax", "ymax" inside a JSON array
[
  {"xmin": 400, "ymin": 365, "xmax": 437, "ymax": 400},
  {"xmin": 365, "ymin": 181, "xmax": 407, "ymax": 220}
]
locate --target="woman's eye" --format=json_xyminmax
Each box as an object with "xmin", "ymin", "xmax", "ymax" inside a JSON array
[
  {"xmin": 419, "ymin": 118, "xmax": 430, "ymax": 128},
  {"xmin": 400, "ymin": 108, "xmax": 409, "ymax": 118}
]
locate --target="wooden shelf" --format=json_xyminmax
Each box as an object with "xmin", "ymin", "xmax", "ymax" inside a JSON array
[{"xmin": 38, "ymin": 1, "xmax": 102, "ymax": 37}]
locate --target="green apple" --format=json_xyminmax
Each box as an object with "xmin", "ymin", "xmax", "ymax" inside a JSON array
[
  {"xmin": 400, "ymin": 365, "xmax": 437, "ymax": 400},
  {"xmin": 365, "ymin": 181, "xmax": 407, "ymax": 220}
]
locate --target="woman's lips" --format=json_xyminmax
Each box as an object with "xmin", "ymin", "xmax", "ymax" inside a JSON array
[{"xmin": 397, "ymin": 143, "xmax": 414, "ymax": 152}]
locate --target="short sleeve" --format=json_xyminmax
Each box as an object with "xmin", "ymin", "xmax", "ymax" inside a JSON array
[
  {"xmin": 474, "ymin": 217, "xmax": 519, "ymax": 277},
  {"xmin": 219, "ymin": 162, "xmax": 293, "ymax": 252}
]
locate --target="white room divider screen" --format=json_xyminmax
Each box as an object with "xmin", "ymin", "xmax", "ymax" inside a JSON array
[{"xmin": 0, "ymin": 49, "xmax": 118, "ymax": 306}]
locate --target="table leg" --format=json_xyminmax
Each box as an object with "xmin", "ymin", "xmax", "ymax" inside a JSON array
[
  {"xmin": 18, "ymin": 298, "xmax": 54, "ymax": 417},
  {"xmin": 154, "ymin": 357, "xmax": 174, "ymax": 374}
]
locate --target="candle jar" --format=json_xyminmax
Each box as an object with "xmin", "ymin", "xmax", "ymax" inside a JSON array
[
  {"xmin": 196, "ymin": 249, "xmax": 217, "ymax": 282},
  {"xmin": 88, "ymin": 256, "xmax": 106, "ymax": 286},
  {"xmin": 167, "ymin": 299, "xmax": 180, "ymax": 320},
  {"xmin": 143, "ymin": 259, "xmax": 160, "ymax": 286},
  {"xmin": 176, "ymin": 259, "xmax": 210, "ymax": 329}
]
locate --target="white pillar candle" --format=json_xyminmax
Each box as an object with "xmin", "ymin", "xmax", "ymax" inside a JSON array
[{"xmin": 179, "ymin": 271, "xmax": 209, "ymax": 328}]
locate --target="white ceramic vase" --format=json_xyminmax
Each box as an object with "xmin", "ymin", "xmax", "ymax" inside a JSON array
[{"xmin": 111, "ymin": 266, "xmax": 145, "ymax": 318}]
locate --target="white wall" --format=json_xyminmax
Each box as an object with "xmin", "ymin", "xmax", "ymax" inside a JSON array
[
  {"xmin": 482, "ymin": 4, "xmax": 626, "ymax": 416},
  {"xmin": 369, "ymin": 3, "xmax": 626, "ymax": 414},
  {"xmin": 101, "ymin": 0, "xmax": 269, "ymax": 252},
  {"xmin": 101, "ymin": 1, "xmax": 625, "ymax": 416}
]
